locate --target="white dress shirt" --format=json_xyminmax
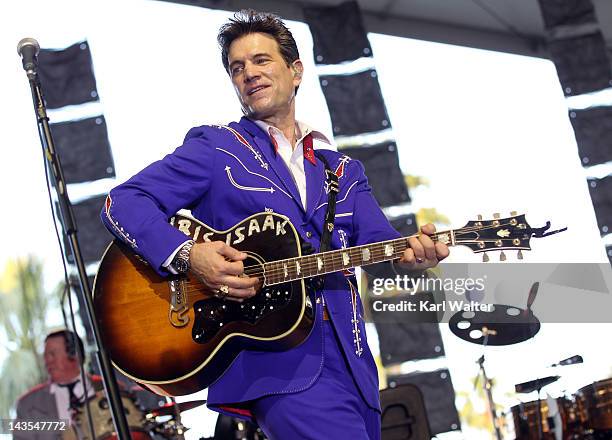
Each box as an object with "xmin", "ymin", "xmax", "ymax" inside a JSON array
[
  {"xmin": 48, "ymin": 375, "xmax": 95, "ymax": 423},
  {"xmin": 253, "ymin": 119, "xmax": 331, "ymax": 209}
]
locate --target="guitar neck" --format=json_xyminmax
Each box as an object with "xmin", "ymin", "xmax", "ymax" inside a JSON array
[{"xmin": 262, "ymin": 229, "xmax": 455, "ymax": 286}]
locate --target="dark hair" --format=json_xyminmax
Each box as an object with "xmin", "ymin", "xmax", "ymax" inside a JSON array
[
  {"xmin": 218, "ymin": 9, "xmax": 300, "ymax": 74},
  {"xmin": 46, "ymin": 329, "xmax": 85, "ymax": 365}
]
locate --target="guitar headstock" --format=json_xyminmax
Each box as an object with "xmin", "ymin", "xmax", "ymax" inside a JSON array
[{"xmin": 456, "ymin": 212, "xmax": 532, "ymax": 262}]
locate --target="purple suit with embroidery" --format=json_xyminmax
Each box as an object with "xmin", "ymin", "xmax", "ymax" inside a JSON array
[{"xmin": 101, "ymin": 117, "xmax": 400, "ymax": 434}]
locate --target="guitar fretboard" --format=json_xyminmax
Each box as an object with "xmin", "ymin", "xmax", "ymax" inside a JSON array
[{"xmin": 262, "ymin": 230, "xmax": 453, "ymax": 286}]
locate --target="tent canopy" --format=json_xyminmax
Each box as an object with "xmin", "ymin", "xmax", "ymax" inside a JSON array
[{"xmin": 155, "ymin": 0, "xmax": 612, "ymax": 58}]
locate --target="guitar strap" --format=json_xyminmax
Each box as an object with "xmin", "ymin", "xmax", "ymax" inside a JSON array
[
  {"xmin": 314, "ymin": 153, "xmax": 363, "ymax": 355},
  {"xmin": 304, "ymin": 151, "xmax": 338, "ymax": 293},
  {"xmin": 314, "ymin": 151, "xmax": 339, "ymax": 254}
]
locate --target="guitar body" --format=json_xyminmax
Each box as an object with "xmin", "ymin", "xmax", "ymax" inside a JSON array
[{"xmin": 93, "ymin": 213, "xmax": 314, "ymax": 396}]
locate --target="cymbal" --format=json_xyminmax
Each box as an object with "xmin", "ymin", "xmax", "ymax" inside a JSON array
[
  {"xmin": 449, "ymin": 304, "xmax": 540, "ymax": 346},
  {"xmin": 515, "ymin": 376, "xmax": 560, "ymax": 394},
  {"xmin": 146, "ymin": 399, "xmax": 207, "ymax": 417}
]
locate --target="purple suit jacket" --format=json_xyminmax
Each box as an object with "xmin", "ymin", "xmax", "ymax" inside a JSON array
[{"xmin": 101, "ymin": 117, "xmax": 400, "ymax": 415}]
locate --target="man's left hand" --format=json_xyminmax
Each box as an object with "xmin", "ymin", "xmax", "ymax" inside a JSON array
[{"xmin": 397, "ymin": 223, "xmax": 449, "ymax": 270}]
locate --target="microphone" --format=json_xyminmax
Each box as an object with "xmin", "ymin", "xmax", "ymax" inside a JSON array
[
  {"xmin": 17, "ymin": 38, "xmax": 40, "ymax": 75},
  {"xmin": 551, "ymin": 355, "xmax": 583, "ymax": 367}
]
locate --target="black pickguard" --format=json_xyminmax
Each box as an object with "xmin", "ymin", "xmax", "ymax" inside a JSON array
[{"xmin": 181, "ymin": 213, "xmax": 313, "ymax": 345}]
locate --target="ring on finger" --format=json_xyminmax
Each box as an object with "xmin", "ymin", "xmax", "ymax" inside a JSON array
[{"xmin": 218, "ymin": 284, "xmax": 230, "ymax": 297}]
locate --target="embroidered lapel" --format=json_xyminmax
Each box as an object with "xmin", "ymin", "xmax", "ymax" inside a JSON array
[{"xmin": 238, "ymin": 118, "xmax": 305, "ymax": 211}]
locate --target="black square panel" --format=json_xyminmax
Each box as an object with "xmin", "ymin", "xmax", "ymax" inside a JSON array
[
  {"xmin": 50, "ymin": 116, "xmax": 115, "ymax": 184},
  {"xmin": 38, "ymin": 41, "xmax": 98, "ymax": 109},
  {"xmin": 548, "ymin": 32, "xmax": 612, "ymax": 96},
  {"xmin": 587, "ymin": 175, "xmax": 612, "ymax": 235},
  {"xmin": 320, "ymin": 70, "xmax": 391, "ymax": 136},
  {"xmin": 375, "ymin": 318, "xmax": 445, "ymax": 365},
  {"xmin": 390, "ymin": 214, "xmax": 418, "ymax": 237},
  {"xmin": 388, "ymin": 370, "xmax": 461, "ymax": 435},
  {"xmin": 569, "ymin": 106, "xmax": 612, "ymax": 167},
  {"xmin": 342, "ymin": 142, "xmax": 410, "ymax": 207},
  {"xmin": 57, "ymin": 195, "xmax": 113, "ymax": 265},
  {"xmin": 304, "ymin": 0, "xmax": 372, "ymax": 64},
  {"xmin": 537, "ymin": 0, "xmax": 596, "ymax": 29}
]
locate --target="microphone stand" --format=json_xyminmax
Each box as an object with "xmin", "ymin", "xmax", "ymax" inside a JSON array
[
  {"xmin": 23, "ymin": 61, "xmax": 132, "ymax": 440},
  {"xmin": 535, "ymin": 384, "xmax": 544, "ymax": 440},
  {"xmin": 476, "ymin": 328, "xmax": 502, "ymax": 440}
]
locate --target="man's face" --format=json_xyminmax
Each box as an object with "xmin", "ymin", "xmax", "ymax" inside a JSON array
[
  {"xmin": 227, "ymin": 32, "xmax": 303, "ymax": 120},
  {"xmin": 44, "ymin": 336, "xmax": 79, "ymax": 384}
]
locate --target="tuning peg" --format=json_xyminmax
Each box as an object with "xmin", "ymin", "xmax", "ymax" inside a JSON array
[
  {"xmin": 500, "ymin": 251, "xmax": 506, "ymax": 261},
  {"xmin": 482, "ymin": 252, "xmax": 489, "ymax": 262},
  {"xmin": 511, "ymin": 211, "xmax": 517, "ymax": 216},
  {"xmin": 493, "ymin": 213, "xmax": 500, "ymax": 219},
  {"xmin": 517, "ymin": 250, "xmax": 523, "ymax": 260},
  {"xmin": 477, "ymin": 214, "xmax": 483, "ymax": 221}
]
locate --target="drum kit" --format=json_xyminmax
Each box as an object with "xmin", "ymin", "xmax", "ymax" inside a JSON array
[
  {"xmin": 449, "ymin": 284, "xmax": 612, "ymax": 440},
  {"xmin": 66, "ymin": 387, "xmax": 207, "ymax": 440},
  {"xmin": 510, "ymin": 376, "xmax": 612, "ymax": 440},
  {"xmin": 66, "ymin": 384, "xmax": 269, "ymax": 440}
]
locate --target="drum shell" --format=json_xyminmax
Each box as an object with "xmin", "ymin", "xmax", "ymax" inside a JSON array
[
  {"xmin": 511, "ymin": 398, "xmax": 580, "ymax": 440},
  {"xmin": 72, "ymin": 390, "xmax": 148, "ymax": 440},
  {"xmin": 576, "ymin": 378, "xmax": 612, "ymax": 431},
  {"xmin": 511, "ymin": 400, "xmax": 555, "ymax": 440}
]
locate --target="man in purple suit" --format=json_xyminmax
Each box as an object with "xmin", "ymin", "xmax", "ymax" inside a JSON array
[{"xmin": 101, "ymin": 9, "xmax": 449, "ymax": 439}]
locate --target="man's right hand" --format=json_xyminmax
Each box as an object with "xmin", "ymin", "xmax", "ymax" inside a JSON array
[{"xmin": 189, "ymin": 241, "xmax": 259, "ymax": 302}]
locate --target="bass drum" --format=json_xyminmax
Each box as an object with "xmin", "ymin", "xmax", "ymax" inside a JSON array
[
  {"xmin": 511, "ymin": 398, "xmax": 581, "ymax": 440},
  {"xmin": 576, "ymin": 377, "xmax": 612, "ymax": 432},
  {"xmin": 72, "ymin": 390, "xmax": 150, "ymax": 440}
]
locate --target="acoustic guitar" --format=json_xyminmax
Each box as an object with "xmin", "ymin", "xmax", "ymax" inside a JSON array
[{"xmin": 93, "ymin": 211, "xmax": 560, "ymax": 396}]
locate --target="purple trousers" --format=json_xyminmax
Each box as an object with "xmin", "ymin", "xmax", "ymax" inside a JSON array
[{"xmin": 251, "ymin": 319, "xmax": 381, "ymax": 440}]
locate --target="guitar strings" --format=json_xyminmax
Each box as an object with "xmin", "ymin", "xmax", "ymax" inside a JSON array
[
  {"xmin": 185, "ymin": 227, "xmax": 441, "ymax": 287},
  {"xmin": 180, "ymin": 241, "xmax": 411, "ymax": 295},
  {"xmin": 181, "ymin": 244, "xmax": 409, "ymax": 295},
  {"xmin": 180, "ymin": 231, "xmax": 446, "ymax": 294},
  {"xmin": 184, "ymin": 235, "xmax": 412, "ymax": 285},
  {"xmin": 182, "ymin": 235, "xmax": 412, "ymax": 287}
]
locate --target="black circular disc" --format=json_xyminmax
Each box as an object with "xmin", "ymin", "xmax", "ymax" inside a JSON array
[{"xmin": 449, "ymin": 304, "xmax": 540, "ymax": 346}]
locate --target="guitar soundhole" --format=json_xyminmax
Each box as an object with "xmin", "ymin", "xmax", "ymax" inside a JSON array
[{"xmin": 191, "ymin": 285, "xmax": 293, "ymax": 344}]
